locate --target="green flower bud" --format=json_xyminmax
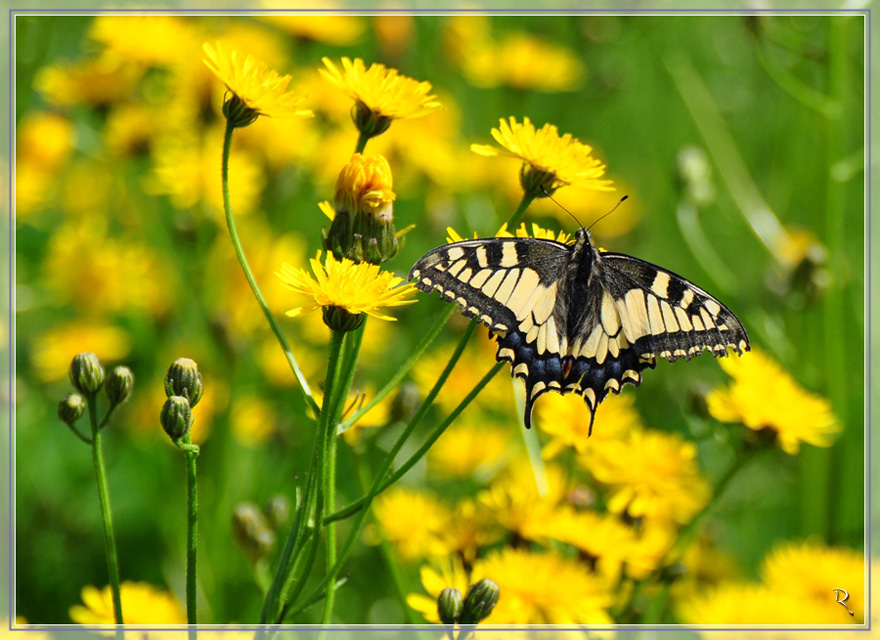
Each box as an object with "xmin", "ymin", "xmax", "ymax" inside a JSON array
[
  {"xmin": 437, "ymin": 587, "xmax": 463, "ymax": 625},
  {"xmin": 105, "ymin": 366, "xmax": 134, "ymax": 406},
  {"xmin": 322, "ymin": 305, "xmax": 366, "ymax": 333},
  {"xmin": 519, "ymin": 163, "xmax": 559, "ymax": 200},
  {"xmin": 58, "ymin": 392, "xmax": 86, "ymax": 425},
  {"xmin": 164, "ymin": 358, "xmax": 203, "ymax": 407},
  {"xmin": 222, "ymin": 94, "xmax": 260, "ymax": 129},
  {"xmin": 69, "ymin": 352, "xmax": 105, "ymax": 395},
  {"xmin": 232, "ymin": 502, "xmax": 276, "ymax": 560},
  {"xmin": 160, "ymin": 396, "xmax": 193, "ymax": 441},
  {"xmin": 460, "ymin": 579, "xmax": 500, "ymax": 624},
  {"xmin": 352, "ymin": 100, "xmax": 392, "ymax": 141}
]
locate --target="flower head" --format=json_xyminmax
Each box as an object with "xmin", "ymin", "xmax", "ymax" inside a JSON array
[
  {"xmin": 320, "ymin": 57, "xmax": 443, "ymax": 139},
  {"xmin": 706, "ymin": 348, "xmax": 840, "ymax": 455},
  {"xmin": 277, "ymin": 251, "xmax": 417, "ymax": 327},
  {"xmin": 70, "ymin": 582, "xmax": 185, "ymax": 624},
  {"xmin": 367, "ymin": 487, "xmax": 452, "ymax": 561},
  {"xmin": 471, "ymin": 116, "xmax": 612, "ymax": 197},
  {"xmin": 202, "ymin": 41, "xmax": 313, "ymax": 126}
]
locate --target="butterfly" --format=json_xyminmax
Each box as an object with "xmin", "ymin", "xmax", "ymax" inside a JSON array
[{"xmin": 409, "ymin": 227, "xmax": 750, "ymax": 432}]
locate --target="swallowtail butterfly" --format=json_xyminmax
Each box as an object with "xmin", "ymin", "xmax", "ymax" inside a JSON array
[{"xmin": 409, "ymin": 228, "xmax": 749, "ymax": 432}]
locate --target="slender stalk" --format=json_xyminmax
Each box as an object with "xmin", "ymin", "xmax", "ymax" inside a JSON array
[
  {"xmin": 287, "ymin": 361, "xmax": 505, "ymax": 620},
  {"xmin": 355, "ymin": 130, "xmax": 370, "ymax": 154},
  {"xmin": 505, "ymin": 193, "xmax": 535, "ymax": 229},
  {"xmin": 324, "ymin": 320, "xmax": 478, "ymax": 524},
  {"xmin": 220, "ymin": 120, "xmax": 319, "ymax": 416},
  {"xmin": 87, "ymin": 394, "xmax": 124, "ymax": 638},
  {"xmin": 180, "ymin": 436, "xmax": 200, "ymax": 635}
]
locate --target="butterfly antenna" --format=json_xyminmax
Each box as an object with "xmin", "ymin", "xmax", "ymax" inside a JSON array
[
  {"xmin": 540, "ymin": 186, "xmax": 584, "ymax": 230},
  {"xmin": 587, "ymin": 195, "xmax": 629, "ymax": 233}
]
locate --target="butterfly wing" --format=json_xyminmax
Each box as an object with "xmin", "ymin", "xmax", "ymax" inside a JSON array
[{"xmin": 409, "ymin": 238, "xmax": 570, "ymax": 333}]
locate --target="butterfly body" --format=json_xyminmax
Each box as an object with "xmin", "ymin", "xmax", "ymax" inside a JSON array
[{"xmin": 409, "ymin": 229, "xmax": 749, "ymax": 431}]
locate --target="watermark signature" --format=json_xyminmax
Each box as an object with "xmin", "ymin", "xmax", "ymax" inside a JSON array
[{"xmin": 832, "ymin": 588, "xmax": 854, "ymax": 616}]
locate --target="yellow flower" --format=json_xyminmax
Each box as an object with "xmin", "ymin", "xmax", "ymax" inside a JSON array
[
  {"xmin": 760, "ymin": 540, "xmax": 864, "ymax": 622},
  {"xmin": 367, "ymin": 487, "xmax": 452, "ymax": 561},
  {"xmin": 427, "ymin": 420, "xmax": 512, "ymax": 480},
  {"xmin": 435, "ymin": 499, "xmax": 502, "ymax": 564},
  {"xmin": 31, "ymin": 323, "xmax": 131, "ymax": 383},
  {"xmin": 231, "ymin": 393, "xmax": 277, "ymax": 447},
  {"xmin": 445, "ymin": 221, "xmax": 574, "ymax": 245},
  {"xmin": 407, "ymin": 555, "xmax": 471, "ymax": 623},
  {"xmin": 277, "ymin": 251, "xmax": 417, "ymax": 322},
  {"xmin": 17, "ymin": 111, "xmax": 74, "ymax": 169},
  {"xmin": 471, "ymin": 116, "xmax": 612, "ymax": 196},
  {"xmin": 676, "ymin": 582, "xmax": 806, "ymax": 624},
  {"xmin": 706, "ymin": 348, "xmax": 840, "ymax": 455},
  {"xmin": 536, "ymin": 390, "xmax": 642, "ymax": 458},
  {"xmin": 202, "ymin": 41, "xmax": 313, "ymax": 124},
  {"xmin": 260, "ymin": 14, "xmax": 366, "ymax": 44},
  {"xmin": 472, "ymin": 547, "xmax": 614, "ymax": 624},
  {"xmin": 90, "ymin": 16, "xmax": 197, "ymax": 66},
  {"xmin": 34, "ymin": 55, "xmax": 142, "ymax": 107},
  {"xmin": 69, "ymin": 582, "xmax": 185, "ymax": 624},
  {"xmin": 624, "ymin": 519, "xmax": 678, "ymax": 580},
  {"xmin": 320, "ymin": 57, "xmax": 442, "ymax": 137},
  {"xmin": 580, "ymin": 428, "xmax": 710, "ymax": 525}
]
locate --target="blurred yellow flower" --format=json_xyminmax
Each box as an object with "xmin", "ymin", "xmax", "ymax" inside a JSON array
[
  {"xmin": 260, "ymin": 14, "xmax": 366, "ymax": 44},
  {"xmin": 202, "ymin": 41, "xmax": 313, "ymax": 121},
  {"xmin": 368, "ymin": 487, "xmax": 452, "ymax": 561},
  {"xmin": 581, "ymin": 428, "xmax": 710, "ymax": 525},
  {"xmin": 471, "ymin": 116, "xmax": 612, "ymax": 195},
  {"xmin": 522, "ymin": 506, "xmax": 636, "ymax": 582},
  {"xmin": 148, "ymin": 133, "xmax": 266, "ymax": 218},
  {"xmin": 231, "ymin": 393, "xmax": 277, "ymax": 447},
  {"xmin": 406, "ymin": 555, "xmax": 471, "ymax": 623},
  {"xmin": 676, "ymin": 582, "xmax": 805, "ymax": 624},
  {"xmin": 472, "ymin": 547, "xmax": 613, "ymax": 624},
  {"xmin": 427, "ymin": 420, "xmax": 512, "ymax": 480},
  {"xmin": 706, "ymin": 348, "xmax": 840, "ymax": 455},
  {"xmin": 69, "ymin": 582, "xmax": 185, "ymax": 624},
  {"xmin": 435, "ymin": 499, "xmax": 502, "ymax": 564},
  {"xmin": 624, "ymin": 519, "xmax": 678, "ymax": 580},
  {"xmin": 43, "ymin": 221, "xmax": 170, "ymax": 317},
  {"xmin": 760, "ymin": 540, "xmax": 864, "ymax": 622},
  {"xmin": 31, "ymin": 323, "xmax": 131, "ymax": 382},
  {"xmin": 774, "ymin": 226, "xmax": 827, "ymax": 269},
  {"xmin": 320, "ymin": 57, "xmax": 443, "ymax": 121},
  {"xmin": 477, "ymin": 459, "xmax": 569, "ymax": 538},
  {"xmin": 277, "ymin": 251, "xmax": 417, "ymax": 322},
  {"xmin": 35, "ymin": 55, "xmax": 142, "ymax": 107},
  {"xmin": 17, "ymin": 111, "xmax": 73, "ymax": 169},
  {"xmin": 536, "ymin": 390, "xmax": 642, "ymax": 458},
  {"xmin": 90, "ymin": 15, "xmax": 197, "ymax": 66},
  {"xmin": 104, "ymin": 103, "xmax": 158, "ymax": 156}
]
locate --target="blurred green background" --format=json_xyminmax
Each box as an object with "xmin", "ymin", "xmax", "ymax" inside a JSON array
[{"xmin": 14, "ymin": 13, "xmax": 864, "ymax": 625}]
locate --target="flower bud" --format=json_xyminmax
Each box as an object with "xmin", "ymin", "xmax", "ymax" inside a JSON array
[
  {"xmin": 437, "ymin": 587, "xmax": 463, "ymax": 625},
  {"xmin": 460, "ymin": 579, "xmax": 500, "ymax": 624},
  {"xmin": 322, "ymin": 305, "xmax": 366, "ymax": 333},
  {"xmin": 322, "ymin": 153, "xmax": 401, "ymax": 265},
  {"xmin": 69, "ymin": 352, "xmax": 105, "ymax": 395},
  {"xmin": 519, "ymin": 163, "xmax": 559, "ymax": 200},
  {"xmin": 160, "ymin": 396, "xmax": 193, "ymax": 441},
  {"xmin": 222, "ymin": 94, "xmax": 260, "ymax": 129},
  {"xmin": 164, "ymin": 358, "xmax": 203, "ymax": 407},
  {"xmin": 58, "ymin": 392, "xmax": 86, "ymax": 425},
  {"xmin": 105, "ymin": 366, "xmax": 134, "ymax": 406}
]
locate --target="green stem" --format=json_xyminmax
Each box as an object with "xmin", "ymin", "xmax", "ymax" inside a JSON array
[
  {"xmin": 220, "ymin": 120, "xmax": 319, "ymax": 416},
  {"xmin": 321, "ymin": 325, "xmax": 365, "ymax": 624},
  {"xmin": 355, "ymin": 131, "xmax": 370, "ymax": 154},
  {"xmin": 287, "ymin": 360, "xmax": 505, "ymax": 620},
  {"xmin": 182, "ymin": 437, "xmax": 200, "ymax": 634},
  {"xmin": 505, "ymin": 193, "xmax": 535, "ymax": 229},
  {"xmin": 87, "ymin": 394, "xmax": 124, "ymax": 637},
  {"xmin": 339, "ymin": 306, "xmax": 454, "ymax": 432},
  {"xmin": 64, "ymin": 421, "xmax": 92, "ymax": 445}
]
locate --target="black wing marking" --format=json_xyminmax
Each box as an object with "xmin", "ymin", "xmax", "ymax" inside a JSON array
[
  {"xmin": 408, "ymin": 238, "xmax": 569, "ymax": 333},
  {"xmin": 599, "ymin": 252, "xmax": 750, "ymax": 362}
]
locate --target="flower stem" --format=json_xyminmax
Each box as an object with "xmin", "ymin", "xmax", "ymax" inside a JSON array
[
  {"xmin": 180, "ymin": 436, "xmax": 200, "ymax": 635},
  {"xmin": 220, "ymin": 119, "xmax": 319, "ymax": 416},
  {"xmin": 505, "ymin": 193, "xmax": 535, "ymax": 229},
  {"xmin": 86, "ymin": 393, "xmax": 124, "ymax": 637},
  {"xmin": 355, "ymin": 130, "xmax": 370, "ymax": 154},
  {"xmin": 286, "ymin": 360, "xmax": 505, "ymax": 620}
]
